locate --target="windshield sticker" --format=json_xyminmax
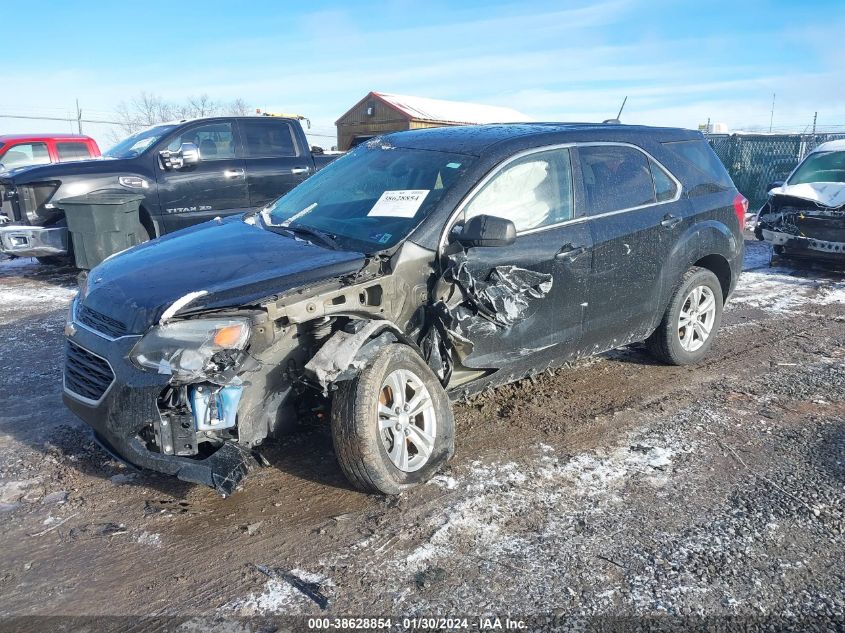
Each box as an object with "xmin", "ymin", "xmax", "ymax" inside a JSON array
[
  {"xmin": 369, "ymin": 232, "xmax": 393, "ymax": 244},
  {"xmin": 446, "ymin": 162, "xmax": 461, "ymax": 169},
  {"xmin": 367, "ymin": 190, "xmax": 430, "ymax": 218}
]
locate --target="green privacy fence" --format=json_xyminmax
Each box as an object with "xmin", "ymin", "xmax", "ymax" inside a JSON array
[{"xmin": 705, "ymin": 133, "xmax": 845, "ymax": 210}]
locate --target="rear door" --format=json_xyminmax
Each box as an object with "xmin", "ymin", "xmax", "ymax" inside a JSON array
[
  {"xmin": 447, "ymin": 146, "xmax": 593, "ymax": 368},
  {"xmin": 577, "ymin": 143, "xmax": 684, "ymax": 350},
  {"xmin": 238, "ymin": 118, "xmax": 314, "ymax": 208},
  {"xmin": 156, "ymin": 121, "xmax": 249, "ymax": 232}
]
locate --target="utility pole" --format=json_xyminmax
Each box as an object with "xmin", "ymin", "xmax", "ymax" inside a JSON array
[
  {"xmin": 768, "ymin": 93, "xmax": 776, "ymax": 133},
  {"xmin": 76, "ymin": 99, "xmax": 83, "ymax": 135},
  {"xmin": 812, "ymin": 111, "xmax": 818, "ymax": 135}
]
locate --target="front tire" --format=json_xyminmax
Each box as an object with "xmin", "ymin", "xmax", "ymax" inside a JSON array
[
  {"xmin": 646, "ymin": 266, "xmax": 723, "ymax": 365},
  {"xmin": 331, "ymin": 344, "xmax": 455, "ymax": 494}
]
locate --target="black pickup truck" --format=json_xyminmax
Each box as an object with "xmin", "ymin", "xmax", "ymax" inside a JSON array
[{"xmin": 0, "ymin": 116, "xmax": 338, "ymax": 263}]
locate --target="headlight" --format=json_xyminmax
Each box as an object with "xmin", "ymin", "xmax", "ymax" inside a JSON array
[
  {"xmin": 118, "ymin": 175, "xmax": 150, "ymax": 189},
  {"xmin": 130, "ymin": 318, "xmax": 251, "ymax": 382}
]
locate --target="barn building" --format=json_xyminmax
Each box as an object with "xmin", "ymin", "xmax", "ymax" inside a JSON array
[{"xmin": 335, "ymin": 91, "xmax": 532, "ymax": 151}]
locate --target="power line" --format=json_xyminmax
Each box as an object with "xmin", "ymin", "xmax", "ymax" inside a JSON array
[{"xmin": 0, "ymin": 113, "xmax": 122, "ymax": 125}]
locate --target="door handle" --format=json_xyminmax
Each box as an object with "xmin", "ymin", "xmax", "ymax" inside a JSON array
[
  {"xmin": 555, "ymin": 244, "xmax": 588, "ymax": 261},
  {"xmin": 661, "ymin": 213, "xmax": 682, "ymax": 228},
  {"xmin": 223, "ymin": 168, "xmax": 245, "ymax": 179},
  {"xmin": 291, "ymin": 167, "xmax": 310, "ymax": 175}
]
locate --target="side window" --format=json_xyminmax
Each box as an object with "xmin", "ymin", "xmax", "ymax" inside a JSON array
[
  {"xmin": 579, "ymin": 145, "xmax": 655, "ymax": 215},
  {"xmin": 56, "ymin": 142, "xmax": 92, "ymax": 162},
  {"xmin": 240, "ymin": 119, "xmax": 298, "ymax": 158},
  {"xmin": 0, "ymin": 142, "xmax": 50, "ymax": 168},
  {"xmin": 650, "ymin": 159, "xmax": 678, "ymax": 202},
  {"xmin": 463, "ymin": 148, "xmax": 573, "ymax": 232},
  {"xmin": 167, "ymin": 122, "xmax": 236, "ymax": 160}
]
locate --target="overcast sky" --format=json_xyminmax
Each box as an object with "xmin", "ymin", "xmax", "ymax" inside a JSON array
[{"xmin": 3, "ymin": 0, "xmax": 843, "ymax": 149}]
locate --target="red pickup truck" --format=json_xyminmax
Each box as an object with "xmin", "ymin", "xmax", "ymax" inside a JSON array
[{"xmin": 0, "ymin": 134, "xmax": 100, "ymax": 171}]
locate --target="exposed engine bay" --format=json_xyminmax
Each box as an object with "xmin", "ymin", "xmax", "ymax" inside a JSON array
[
  {"xmin": 136, "ymin": 240, "xmax": 555, "ymax": 494},
  {"xmin": 755, "ymin": 182, "xmax": 845, "ymax": 261}
]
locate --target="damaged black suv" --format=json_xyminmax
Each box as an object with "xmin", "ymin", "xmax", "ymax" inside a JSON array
[{"xmin": 63, "ymin": 123, "xmax": 744, "ymax": 495}]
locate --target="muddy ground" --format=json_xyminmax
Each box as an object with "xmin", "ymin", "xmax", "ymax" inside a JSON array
[{"xmin": 0, "ymin": 239, "xmax": 843, "ymax": 624}]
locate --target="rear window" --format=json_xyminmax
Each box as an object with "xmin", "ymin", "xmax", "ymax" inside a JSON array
[
  {"xmin": 241, "ymin": 119, "xmax": 297, "ymax": 158},
  {"xmin": 56, "ymin": 142, "xmax": 92, "ymax": 162},
  {"xmin": 579, "ymin": 145, "xmax": 655, "ymax": 215},
  {"xmin": 663, "ymin": 139, "xmax": 733, "ymax": 191}
]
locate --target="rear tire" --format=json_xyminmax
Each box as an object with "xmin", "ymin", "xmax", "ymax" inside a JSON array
[
  {"xmin": 646, "ymin": 266, "xmax": 723, "ymax": 366},
  {"xmin": 331, "ymin": 344, "xmax": 454, "ymax": 494}
]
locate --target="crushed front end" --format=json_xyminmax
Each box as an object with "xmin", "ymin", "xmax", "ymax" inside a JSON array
[
  {"xmin": 62, "ymin": 296, "xmax": 301, "ymax": 495},
  {"xmin": 755, "ymin": 186, "xmax": 845, "ymax": 263}
]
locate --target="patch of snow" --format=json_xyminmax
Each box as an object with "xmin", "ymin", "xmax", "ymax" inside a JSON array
[
  {"xmin": 136, "ymin": 531, "xmax": 163, "ymax": 548},
  {"xmin": 817, "ymin": 286, "xmax": 845, "ymax": 305},
  {"xmin": 372, "ymin": 92, "xmax": 532, "ymax": 125},
  {"xmin": 429, "ymin": 475, "xmax": 458, "ymax": 490},
  {"xmin": 0, "ymin": 479, "xmax": 41, "ymax": 504},
  {"xmin": 221, "ymin": 568, "xmax": 331, "ymax": 616},
  {"xmin": 729, "ymin": 268, "xmax": 831, "ymax": 313},
  {"xmin": 0, "ymin": 287, "xmax": 76, "ymax": 305},
  {"xmin": 0, "ymin": 256, "xmax": 40, "ymax": 270}
]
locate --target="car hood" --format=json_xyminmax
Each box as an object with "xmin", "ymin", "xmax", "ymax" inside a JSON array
[
  {"xmin": 81, "ymin": 217, "xmax": 367, "ymax": 334},
  {"xmin": 0, "ymin": 156, "xmax": 128, "ymax": 182},
  {"xmin": 770, "ymin": 182, "xmax": 845, "ymax": 208}
]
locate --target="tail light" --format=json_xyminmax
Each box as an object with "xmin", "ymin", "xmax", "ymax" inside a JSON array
[{"xmin": 733, "ymin": 193, "xmax": 749, "ymax": 229}]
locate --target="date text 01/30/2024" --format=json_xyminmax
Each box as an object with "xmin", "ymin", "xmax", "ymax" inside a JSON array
[{"xmin": 306, "ymin": 617, "xmax": 527, "ymax": 629}]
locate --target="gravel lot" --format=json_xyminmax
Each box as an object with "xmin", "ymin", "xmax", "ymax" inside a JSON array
[{"xmin": 0, "ymin": 239, "xmax": 843, "ymax": 626}]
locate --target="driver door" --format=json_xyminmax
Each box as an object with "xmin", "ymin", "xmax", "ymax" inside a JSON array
[
  {"xmin": 448, "ymin": 147, "xmax": 593, "ymax": 368},
  {"xmin": 156, "ymin": 121, "xmax": 249, "ymax": 232}
]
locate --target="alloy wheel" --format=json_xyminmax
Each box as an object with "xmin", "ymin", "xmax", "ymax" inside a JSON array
[
  {"xmin": 377, "ymin": 369, "xmax": 437, "ymax": 472},
  {"xmin": 677, "ymin": 285, "xmax": 716, "ymax": 352}
]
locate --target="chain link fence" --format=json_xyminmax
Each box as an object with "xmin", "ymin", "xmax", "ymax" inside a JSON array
[{"xmin": 704, "ymin": 133, "xmax": 845, "ymax": 210}]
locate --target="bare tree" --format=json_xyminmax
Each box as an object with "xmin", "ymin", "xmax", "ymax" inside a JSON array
[
  {"xmin": 110, "ymin": 92, "xmax": 251, "ymax": 142},
  {"xmin": 227, "ymin": 98, "xmax": 252, "ymax": 116}
]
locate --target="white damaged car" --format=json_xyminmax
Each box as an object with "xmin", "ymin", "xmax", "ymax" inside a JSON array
[{"xmin": 754, "ymin": 140, "xmax": 845, "ymax": 263}]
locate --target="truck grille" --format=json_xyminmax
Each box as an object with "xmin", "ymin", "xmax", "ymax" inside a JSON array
[
  {"xmin": 64, "ymin": 341, "xmax": 115, "ymax": 403},
  {"xmin": 77, "ymin": 305, "xmax": 128, "ymax": 338},
  {"xmin": 0, "ymin": 181, "xmax": 21, "ymax": 222}
]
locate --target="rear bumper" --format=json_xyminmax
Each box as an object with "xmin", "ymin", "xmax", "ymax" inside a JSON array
[{"xmin": 0, "ymin": 224, "xmax": 68, "ymax": 257}]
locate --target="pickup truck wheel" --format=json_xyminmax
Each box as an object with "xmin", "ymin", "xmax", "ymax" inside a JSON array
[
  {"xmin": 646, "ymin": 266, "xmax": 723, "ymax": 366},
  {"xmin": 331, "ymin": 344, "xmax": 454, "ymax": 495}
]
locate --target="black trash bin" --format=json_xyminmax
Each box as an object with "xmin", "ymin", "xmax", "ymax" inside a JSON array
[{"xmin": 61, "ymin": 190, "xmax": 146, "ymax": 269}]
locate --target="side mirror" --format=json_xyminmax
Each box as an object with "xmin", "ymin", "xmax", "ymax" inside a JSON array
[
  {"xmin": 179, "ymin": 142, "xmax": 200, "ymax": 166},
  {"xmin": 456, "ymin": 214, "xmax": 516, "ymax": 248},
  {"xmin": 766, "ymin": 180, "xmax": 784, "ymax": 192},
  {"xmin": 158, "ymin": 142, "xmax": 200, "ymax": 170}
]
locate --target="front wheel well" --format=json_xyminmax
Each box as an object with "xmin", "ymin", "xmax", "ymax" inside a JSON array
[
  {"xmin": 138, "ymin": 205, "xmax": 158, "ymax": 240},
  {"xmin": 693, "ymin": 253, "xmax": 732, "ymax": 299}
]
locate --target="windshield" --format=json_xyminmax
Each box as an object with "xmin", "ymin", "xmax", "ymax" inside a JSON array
[
  {"xmin": 264, "ymin": 143, "xmax": 475, "ymax": 251},
  {"xmin": 104, "ymin": 124, "xmax": 176, "ymax": 159},
  {"xmin": 789, "ymin": 151, "xmax": 845, "ymax": 185}
]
